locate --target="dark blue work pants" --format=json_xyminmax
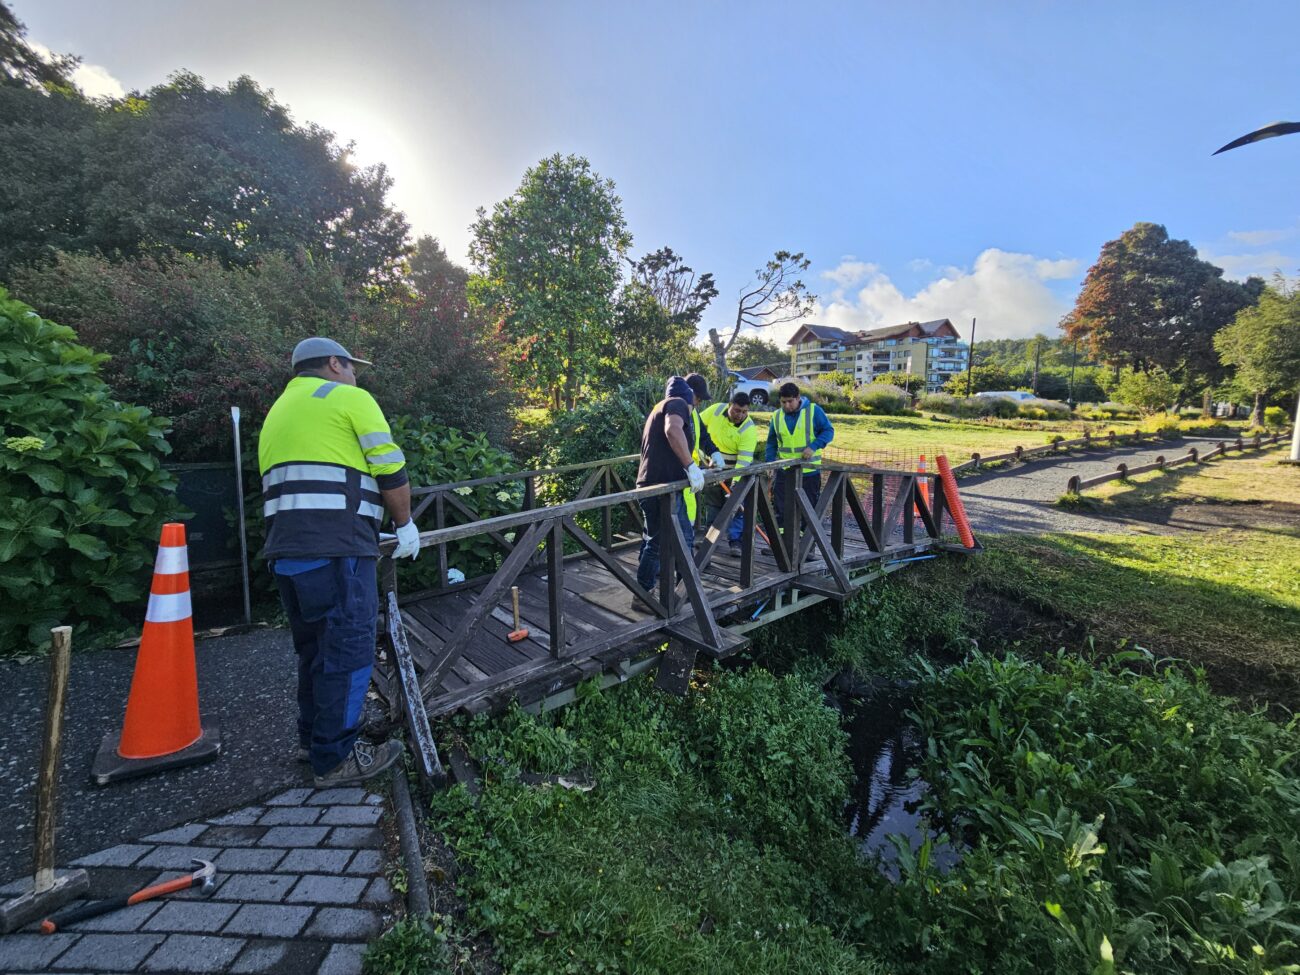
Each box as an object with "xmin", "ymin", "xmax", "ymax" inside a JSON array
[
  {"xmin": 772, "ymin": 471, "xmax": 823, "ymax": 525},
  {"xmin": 636, "ymin": 494, "xmax": 695, "ymax": 591},
  {"xmin": 275, "ymin": 557, "xmax": 378, "ymax": 775}
]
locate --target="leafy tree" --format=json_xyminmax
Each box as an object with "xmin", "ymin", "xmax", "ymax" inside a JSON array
[
  {"xmin": 0, "ymin": 1, "xmax": 76, "ymax": 90},
  {"xmin": 601, "ymin": 282, "xmax": 705, "ymax": 387},
  {"xmin": 1114, "ymin": 366, "xmax": 1178, "ymax": 415},
  {"xmin": 941, "ymin": 363, "xmax": 1017, "ymax": 396},
  {"xmin": 707, "ymin": 251, "xmax": 814, "ymax": 383},
  {"xmin": 875, "ymin": 370, "xmax": 925, "ymax": 395},
  {"xmin": 0, "ymin": 71, "xmax": 411, "ymax": 283},
  {"xmin": 0, "ymin": 288, "xmax": 181, "ymax": 651},
  {"xmin": 469, "ymin": 154, "xmax": 631, "ymax": 409},
  {"xmin": 1215, "ymin": 277, "xmax": 1300, "ymax": 428},
  {"xmin": 406, "ymin": 235, "xmax": 469, "ymax": 298},
  {"xmin": 728, "ymin": 335, "xmax": 787, "ymax": 370},
  {"xmin": 627, "ymin": 246, "xmax": 717, "ymax": 328},
  {"xmin": 1061, "ymin": 222, "xmax": 1261, "ymax": 397}
]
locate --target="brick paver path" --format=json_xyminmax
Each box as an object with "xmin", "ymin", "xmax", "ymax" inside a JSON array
[{"xmin": 0, "ymin": 786, "xmax": 396, "ymax": 974}]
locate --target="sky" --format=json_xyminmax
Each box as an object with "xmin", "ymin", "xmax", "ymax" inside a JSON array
[{"xmin": 16, "ymin": 0, "xmax": 1300, "ymax": 348}]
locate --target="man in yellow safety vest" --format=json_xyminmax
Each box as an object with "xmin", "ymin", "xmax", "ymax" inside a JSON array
[
  {"xmin": 699, "ymin": 391, "xmax": 757, "ymax": 556},
  {"xmin": 765, "ymin": 381, "xmax": 835, "ymax": 524},
  {"xmin": 259, "ymin": 337, "xmax": 420, "ymax": 788}
]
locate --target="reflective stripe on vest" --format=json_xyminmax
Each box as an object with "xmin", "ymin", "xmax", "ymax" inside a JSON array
[{"xmin": 774, "ymin": 404, "xmax": 822, "ymax": 473}]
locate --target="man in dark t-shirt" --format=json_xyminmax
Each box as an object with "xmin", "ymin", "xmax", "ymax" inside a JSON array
[{"xmin": 636, "ymin": 376, "xmax": 708, "ymax": 590}]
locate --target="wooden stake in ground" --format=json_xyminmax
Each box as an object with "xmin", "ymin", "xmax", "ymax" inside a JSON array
[{"xmin": 0, "ymin": 626, "xmax": 90, "ymax": 932}]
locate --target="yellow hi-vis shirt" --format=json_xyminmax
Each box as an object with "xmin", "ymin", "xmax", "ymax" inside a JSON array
[
  {"xmin": 771, "ymin": 402, "xmax": 823, "ymax": 474},
  {"xmin": 258, "ymin": 376, "xmax": 408, "ymax": 559},
  {"xmin": 683, "ymin": 408, "xmax": 703, "ymax": 522},
  {"xmin": 700, "ymin": 403, "xmax": 757, "ymax": 469}
]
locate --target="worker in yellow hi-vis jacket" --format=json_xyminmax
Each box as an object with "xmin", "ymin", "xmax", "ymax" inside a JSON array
[
  {"xmin": 258, "ymin": 337, "xmax": 419, "ymax": 789},
  {"xmin": 698, "ymin": 391, "xmax": 758, "ymax": 556}
]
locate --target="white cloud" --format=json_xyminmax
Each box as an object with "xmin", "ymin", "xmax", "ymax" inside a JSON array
[
  {"xmin": 1197, "ymin": 249, "xmax": 1297, "ymax": 281},
  {"xmin": 29, "ymin": 41, "xmax": 125, "ymax": 100},
  {"xmin": 1226, "ymin": 227, "xmax": 1295, "ymax": 247},
  {"xmin": 788, "ymin": 248, "xmax": 1082, "ymax": 343},
  {"xmin": 821, "ymin": 260, "xmax": 877, "ymax": 287}
]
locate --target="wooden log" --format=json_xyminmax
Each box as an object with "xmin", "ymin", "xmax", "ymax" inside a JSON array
[
  {"xmin": 385, "ymin": 593, "xmax": 446, "ymax": 787},
  {"xmin": 34, "ymin": 626, "xmax": 72, "ymax": 892}
]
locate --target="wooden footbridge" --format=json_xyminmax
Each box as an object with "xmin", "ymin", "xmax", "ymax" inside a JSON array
[{"xmin": 373, "ymin": 454, "xmax": 977, "ymax": 784}]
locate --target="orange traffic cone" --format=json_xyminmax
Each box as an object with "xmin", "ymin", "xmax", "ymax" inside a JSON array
[
  {"xmin": 915, "ymin": 454, "xmax": 931, "ymax": 515},
  {"xmin": 91, "ymin": 523, "xmax": 221, "ymax": 786}
]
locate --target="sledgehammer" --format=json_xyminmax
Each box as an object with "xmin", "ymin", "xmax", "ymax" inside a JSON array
[
  {"xmin": 507, "ymin": 586, "xmax": 528, "ymax": 643},
  {"xmin": 40, "ymin": 858, "xmax": 216, "ymax": 934}
]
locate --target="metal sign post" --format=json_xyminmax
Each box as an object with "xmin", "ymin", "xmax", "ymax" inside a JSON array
[{"xmin": 231, "ymin": 407, "xmax": 252, "ymax": 624}]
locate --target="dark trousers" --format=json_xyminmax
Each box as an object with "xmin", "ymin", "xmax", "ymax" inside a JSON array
[
  {"xmin": 637, "ymin": 494, "xmax": 695, "ymax": 591},
  {"xmin": 772, "ymin": 471, "xmax": 823, "ymax": 526},
  {"xmin": 276, "ymin": 557, "xmax": 378, "ymax": 775}
]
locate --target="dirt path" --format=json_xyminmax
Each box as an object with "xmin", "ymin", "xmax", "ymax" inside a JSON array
[{"xmin": 959, "ymin": 441, "xmax": 1207, "ymax": 535}]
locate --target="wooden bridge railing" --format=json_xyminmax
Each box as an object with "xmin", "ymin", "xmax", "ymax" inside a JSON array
[{"xmin": 378, "ymin": 456, "xmax": 969, "ymax": 787}]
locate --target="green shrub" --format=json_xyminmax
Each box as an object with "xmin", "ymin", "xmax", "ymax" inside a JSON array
[
  {"xmin": 688, "ymin": 669, "xmax": 851, "ymax": 844},
  {"xmin": 893, "ymin": 651, "xmax": 1300, "ymax": 974},
  {"xmin": 1022, "ymin": 397, "xmax": 1071, "ymax": 419},
  {"xmin": 388, "ymin": 419, "xmax": 520, "ymax": 587},
  {"xmin": 982, "ymin": 395, "xmax": 1021, "ymax": 418},
  {"xmin": 1115, "ymin": 367, "xmax": 1178, "ymax": 416},
  {"xmin": 773, "ymin": 375, "xmax": 855, "ymax": 413},
  {"xmin": 1264, "ymin": 405, "xmax": 1289, "ymax": 431},
  {"xmin": 852, "ymin": 383, "xmax": 911, "ymax": 416},
  {"xmin": 0, "ymin": 290, "xmax": 181, "ymax": 652},
  {"xmin": 362, "ymin": 916, "xmax": 453, "ymax": 974},
  {"xmin": 918, "ymin": 392, "xmax": 960, "ymax": 415}
]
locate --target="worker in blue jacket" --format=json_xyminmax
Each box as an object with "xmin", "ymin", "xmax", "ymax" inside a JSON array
[{"xmin": 765, "ymin": 381, "xmax": 834, "ymax": 523}]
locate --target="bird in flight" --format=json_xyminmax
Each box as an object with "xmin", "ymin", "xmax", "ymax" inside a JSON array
[{"xmin": 1214, "ymin": 121, "xmax": 1300, "ymax": 154}]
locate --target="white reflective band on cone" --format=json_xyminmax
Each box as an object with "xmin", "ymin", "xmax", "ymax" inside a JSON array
[
  {"xmin": 146, "ymin": 590, "xmax": 192, "ymax": 624},
  {"xmin": 153, "ymin": 545, "xmax": 189, "ymax": 575}
]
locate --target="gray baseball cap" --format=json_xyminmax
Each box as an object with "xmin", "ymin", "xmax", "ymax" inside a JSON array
[{"xmin": 290, "ymin": 337, "xmax": 373, "ymax": 368}]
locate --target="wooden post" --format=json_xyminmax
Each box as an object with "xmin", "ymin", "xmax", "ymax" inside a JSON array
[
  {"xmin": 601, "ymin": 466, "xmax": 613, "ymax": 549},
  {"xmin": 35, "ymin": 627, "xmax": 72, "ymax": 892},
  {"xmin": 547, "ymin": 520, "xmax": 566, "ymax": 658},
  {"xmin": 434, "ymin": 494, "xmax": 448, "ymax": 589},
  {"xmin": 658, "ymin": 495, "xmax": 676, "ymax": 616}
]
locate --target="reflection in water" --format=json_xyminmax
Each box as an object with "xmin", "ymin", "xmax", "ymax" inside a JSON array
[{"xmin": 841, "ymin": 690, "xmax": 960, "ymax": 877}]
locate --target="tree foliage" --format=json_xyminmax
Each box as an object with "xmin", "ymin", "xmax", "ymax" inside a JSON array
[
  {"xmin": 1215, "ymin": 277, "xmax": 1300, "ymax": 426},
  {"xmin": 601, "ymin": 281, "xmax": 708, "ymax": 386},
  {"xmin": 0, "ymin": 289, "xmax": 181, "ymax": 651},
  {"xmin": 727, "ymin": 335, "xmax": 787, "ymax": 370},
  {"xmin": 1061, "ymin": 223, "xmax": 1261, "ymax": 394},
  {"xmin": 707, "ymin": 251, "xmax": 814, "ymax": 381},
  {"xmin": 0, "ymin": 1, "xmax": 76, "ymax": 90},
  {"xmin": 469, "ymin": 154, "xmax": 631, "ymax": 409},
  {"xmin": 628, "ymin": 247, "xmax": 717, "ymax": 328},
  {"xmin": 1114, "ymin": 366, "xmax": 1178, "ymax": 416},
  {"xmin": 0, "ymin": 70, "xmax": 410, "ymax": 283},
  {"xmin": 11, "ymin": 249, "xmax": 515, "ymax": 459}
]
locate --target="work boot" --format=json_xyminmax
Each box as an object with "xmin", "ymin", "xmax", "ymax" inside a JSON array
[
  {"xmin": 728, "ymin": 541, "xmax": 743, "ymax": 557},
  {"xmin": 297, "ymin": 746, "xmax": 310, "ymax": 764},
  {"xmin": 313, "ymin": 739, "xmax": 403, "ymax": 788}
]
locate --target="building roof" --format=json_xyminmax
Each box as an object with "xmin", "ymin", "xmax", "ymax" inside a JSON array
[
  {"xmin": 734, "ymin": 363, "xmax": 783, "ymax": 380},
  {"xmin": 788, "ymin": 318, "xmax": 960, "ymax": 347}
]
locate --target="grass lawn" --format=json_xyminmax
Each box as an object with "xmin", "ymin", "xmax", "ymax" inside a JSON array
[
  {"xmin": 748, "ymin": 411, "xmax": 1144, "ymax": 467},
  {"xmin": 947, "ymin": 444, "xmax": 1300, "ymax": 707}
]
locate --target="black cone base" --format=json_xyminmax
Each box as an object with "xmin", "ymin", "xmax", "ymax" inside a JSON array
[{"xmin": 91, "ymin": 718, "xmax": 221, "ymax": 786}]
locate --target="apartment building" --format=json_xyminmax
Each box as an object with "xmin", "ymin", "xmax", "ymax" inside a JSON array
[{"xmin": 787, "ymin": 319, "xmax": 969, "ymax": 392}]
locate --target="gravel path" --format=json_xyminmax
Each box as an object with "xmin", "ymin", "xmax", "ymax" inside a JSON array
[{"xmin": 958, "ymin": 441, "xmax": 1196, "ymax": 535}]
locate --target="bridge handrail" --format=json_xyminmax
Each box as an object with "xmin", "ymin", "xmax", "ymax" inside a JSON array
[
  {"xmin": 409, "ymin": 453, "xmax": 640, "ymax": 496},
  {"xmin": 385, "ymin": 456, "xmax": 906, "ymax": 554}
]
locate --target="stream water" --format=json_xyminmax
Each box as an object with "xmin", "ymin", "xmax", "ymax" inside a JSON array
[{"xmin": 839, "ymin": 684, "xmax": 960, "ymax": 877}]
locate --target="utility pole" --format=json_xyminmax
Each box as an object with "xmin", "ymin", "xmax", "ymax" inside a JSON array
[
  {"xmin": 1067, "ymin": 337, "xmax": 1079, "ymax": 406},
  {"xmin": 964, "ymin": 317, "xmax": 976, "ymax": 397}
]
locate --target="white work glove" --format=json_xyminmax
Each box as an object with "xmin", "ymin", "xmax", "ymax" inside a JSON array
[
  {"xmin": 392, "ymin": 519, "xmax": 421, "ymax": 560},
  {"xmin": 710, "ymin": 451, "xmax": 727, "ymax": 470},
  {"xmin": 685, "ymin": 463, "xmax": 705, "ymax": 493}
]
